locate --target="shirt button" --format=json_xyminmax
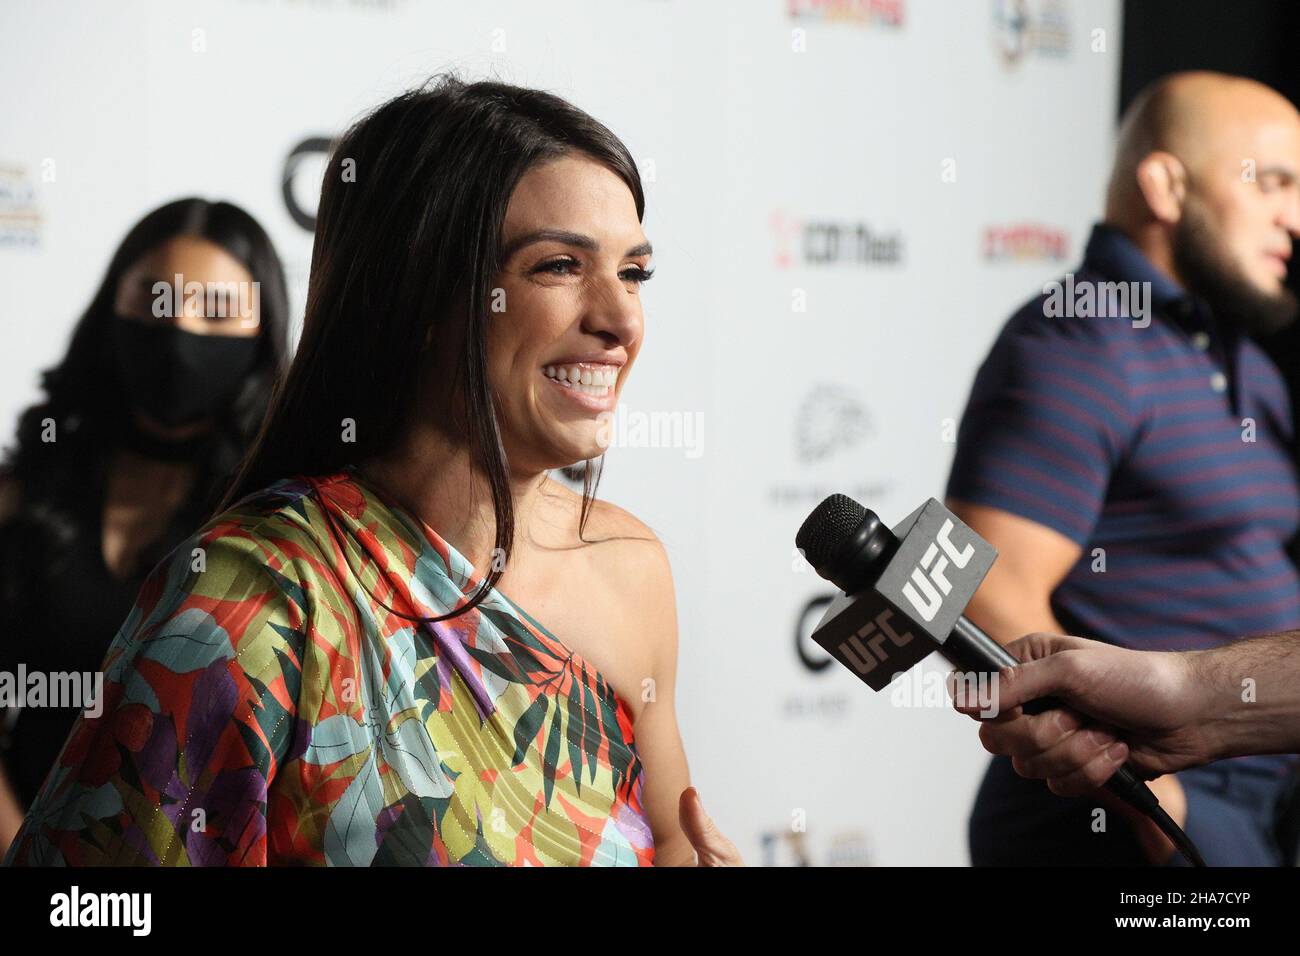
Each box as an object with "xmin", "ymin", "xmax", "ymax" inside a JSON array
[
  {"xmin": 1210, "ymin": 371, "xmax": 1228, "ymax": 393},
  {"xmin": 1191, "ymin": 332, "xmax": 1211, "ymax": 351}
]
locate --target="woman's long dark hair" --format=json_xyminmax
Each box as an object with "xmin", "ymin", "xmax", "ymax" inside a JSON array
[
  {"xmin": 3, "ymin": 198, "xmax": 289, "ymax": 561},
  {"xmin": 221, "ymin": 73, "xmax": 645, "ymax": 621}
]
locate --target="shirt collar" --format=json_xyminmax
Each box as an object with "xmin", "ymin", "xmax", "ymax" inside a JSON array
[
  {"xmin": 1082, "ymin": 222, "xmax": 1186, "ymax": 306},
  {"xmin": 1080, "ymin": 221, "xmax": 1218, "ymax": 331},
  {"xmin": 1083, "ymin": 223, "xmax": 1242, "ymax": 409}
]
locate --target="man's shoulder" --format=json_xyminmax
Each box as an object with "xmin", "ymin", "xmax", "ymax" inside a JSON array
[
  {"xmin": 1240, "ymin": 336, "xmax": 1290, "ymax": 388},
  {"xmin": 999, "ymin": 266, "xmax": 1149, "ymax": 348},
  {"xmin": 973, "ymin": 269, "xmax": 1170, "ymax": 402}
]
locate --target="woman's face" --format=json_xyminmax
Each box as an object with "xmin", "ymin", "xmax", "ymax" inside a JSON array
[
  {"xmin": 110, "ymin": 235, "xmax": 263, "ymax": 430},
  {"xmin": 487, "ymin": 153, "xmax": 651, "ymax": 472},
  {"xmin": 113, "ymin": 236, "xmax": 261, "ymax": 335}
]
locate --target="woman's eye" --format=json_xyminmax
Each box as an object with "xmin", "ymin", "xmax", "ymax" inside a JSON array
[
  {"xmin": 530, "ymin": 258, "xmax": 654, "ymax": 285},
  {"xmin": 535, "ymin": 258, "xmax": 578, "ymax": 275}
]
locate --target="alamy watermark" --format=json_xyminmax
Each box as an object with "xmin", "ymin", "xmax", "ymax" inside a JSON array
[
  {"xmin": 49, "ymin": 886, "xmax": 150, "ymax": 935},
  {"xmin": 151, "ymin": 274, "xmax": 259, "ymax": 327},
  {"xmin": 0, "ymin": 665, "xmax": 103, "ymax": 718},
  {"xmin": 595, "ymin": 403, "xmax": 705, "ymax": 459},
  {"xmin": 1042, "ymin": 273, "xmax": 1152, "ymax": 328},
  {"xmin": 891, "ymin": 668, "xmax": 1000, "ymax": 718}
]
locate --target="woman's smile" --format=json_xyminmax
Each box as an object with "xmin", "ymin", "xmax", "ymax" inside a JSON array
[{"xmin": 541, "ymin": 359, "xmax": 622, "ymax": 412}]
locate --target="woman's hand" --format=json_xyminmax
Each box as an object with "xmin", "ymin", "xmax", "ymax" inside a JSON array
[{"xmin": 678, "ymin": 787, "xmax": 744, "ymax": 866}]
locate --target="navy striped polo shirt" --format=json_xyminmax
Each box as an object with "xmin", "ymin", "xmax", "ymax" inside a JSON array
[{"xmin": 948, "ymin": 223, "xmax": 1300, "ymax": 775}]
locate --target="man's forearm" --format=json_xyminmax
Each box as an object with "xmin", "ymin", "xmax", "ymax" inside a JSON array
[
  {"xmin": 962, "ymin": 587, "xmax": 1067, "ymax": 648},
  {"xmin": 1190, "ymin": 631, "xmax": 1300, "ymax": 761}
]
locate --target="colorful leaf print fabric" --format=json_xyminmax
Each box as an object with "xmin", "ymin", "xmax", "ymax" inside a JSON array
[{"xmin": 4, "ymin": 469, "xmax": 654, "ymax": 866}]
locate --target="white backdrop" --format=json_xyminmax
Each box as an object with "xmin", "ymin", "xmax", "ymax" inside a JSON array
[{"xmin": 0, "ymin": 0, "xmax": 1121, "ymax": 865}]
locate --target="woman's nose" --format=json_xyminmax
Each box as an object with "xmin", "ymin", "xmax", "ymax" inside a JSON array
[{"xmin": 582, "ymin": 275, "xmax": 642, "ymax": 347}]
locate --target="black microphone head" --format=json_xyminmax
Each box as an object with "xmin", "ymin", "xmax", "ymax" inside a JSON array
[
  {"xmin": 796, "ymin": 493, "xmax": 898, "ymax": 593},
  {"xmin": 796, "ymin": 494, "xmax": 868, "ymax": 570}
]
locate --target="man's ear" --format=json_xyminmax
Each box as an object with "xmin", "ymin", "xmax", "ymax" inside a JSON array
[{"xmin": 1135, "ymin": 151, "xmax": 1189, "ymax": 225}]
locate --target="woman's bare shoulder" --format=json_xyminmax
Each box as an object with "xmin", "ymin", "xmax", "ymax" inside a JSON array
[
  {"xmin": 539, "ymin": 479, "xmax": 679, "ymax": 699},
  {"xmin": 541, "ymin": 476, "xmax": 662, "ymax": 551},
  {"xmin": 536, "ymin": 482, "xmax": 668, "ymax": 608}
]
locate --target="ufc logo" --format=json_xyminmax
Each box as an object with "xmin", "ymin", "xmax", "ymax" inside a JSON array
[
  {"xmin": 836, "ymin": 608, "xmax": 914, "ymax": 675},
  {"xmin": 901, "ymin": 519, "xmax": 974, "ymax": 622}
]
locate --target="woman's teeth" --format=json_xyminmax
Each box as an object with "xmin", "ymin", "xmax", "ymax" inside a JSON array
[{"xmin": 543, "ymin": 364, "xmax": 617, "ymax": 396}]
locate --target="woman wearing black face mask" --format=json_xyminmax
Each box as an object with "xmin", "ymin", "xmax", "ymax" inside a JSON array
[{"xmin": 0, "ymin": 199, "xmax": 289, "ymax": 856}]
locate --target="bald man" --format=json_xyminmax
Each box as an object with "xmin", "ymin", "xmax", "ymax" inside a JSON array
[{"xmin": 946, "ymin": 72, "xmax": 1300, "ymax": 866}]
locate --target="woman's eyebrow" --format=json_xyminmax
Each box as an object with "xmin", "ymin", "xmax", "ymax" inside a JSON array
[{"xmin": 500, "ymin": 228, "xmax": 653, "ymax": 260}]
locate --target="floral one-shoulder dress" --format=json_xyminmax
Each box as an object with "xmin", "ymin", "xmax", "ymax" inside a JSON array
[{"xmin": 4, "ymin": 468, "xmax": 655, "ymax": 866}]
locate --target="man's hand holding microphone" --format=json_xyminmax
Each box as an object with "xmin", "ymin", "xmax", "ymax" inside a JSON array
[{"xmin": 953, "ymin": 631, "xmax": 1300, "ymax": 793}]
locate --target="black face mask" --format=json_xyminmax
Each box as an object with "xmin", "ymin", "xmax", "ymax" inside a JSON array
[{"xmin": 111, "ymin": 318, "xmax": 260, "ymax": 428}]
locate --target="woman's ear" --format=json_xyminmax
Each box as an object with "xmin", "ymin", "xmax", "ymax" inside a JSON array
[{"xmin": 1135, "ymin": 151, "xmax": 1189, "ymax": 225}]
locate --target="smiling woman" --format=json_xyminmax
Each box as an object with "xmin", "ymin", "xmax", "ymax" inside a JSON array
[{"xmin": 3, "ymin": 75, "xmax": 740, "ymax": 867}]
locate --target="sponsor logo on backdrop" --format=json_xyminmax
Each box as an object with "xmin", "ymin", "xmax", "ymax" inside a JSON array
[
  {"xmin": 795, "ymin": 594, "xmax": 836, "ymax": 672},
  {"xmin": 993, "ymin": 0, "xmax": 1070, "ymax": 66},
  {"xmin": 780, "ymin": 387, "xmax": 886, "ymax": 723},
  {"xmin": 0, "ymin": 165, "xmax": 42, "ymax": 248},
  {"xmin": 760, "ymin": 829, "xmax": 811, "ymax": 866},
  {"xmin": 787, "ymin": 0, "xmax": 905, "ymax": 28},
  {"xmin": 795, "ymin": 383, "xmax": 872, "ymax": 462},
  {"xmin": 826, "ymin": 831, "xmax": 873, "ymax": 865},
  {"xmin": 770, "ymin": 211, "xmax": 904, "ymax": 269},
  {"xmin": 282, "ymin": 136, "xmax": 333, "ymax": 232},
  {"xmin": 758, "ymin": 828, "xmax": 874, "ymax": 866},
  {"xmin": 981, "ymin": 222, "xmax": 1069, "ymax": 261},
  {"xmin": 769, "ymin": 384, "xmax": 891, "ymax": 509}
]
